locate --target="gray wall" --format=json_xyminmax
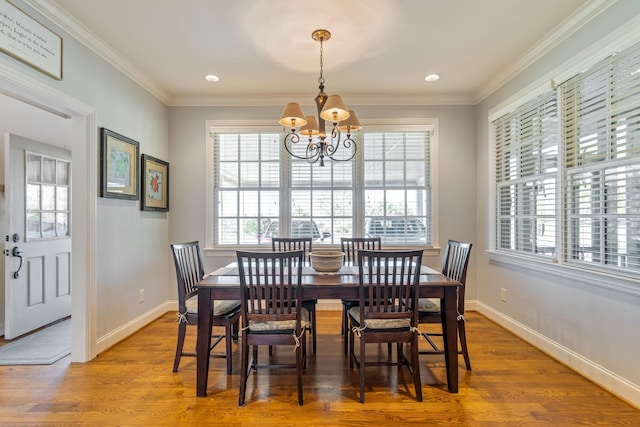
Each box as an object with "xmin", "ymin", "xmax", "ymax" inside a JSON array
[{"xmin": 0, "ymin": 0, "xmax": 170, "ymax": 342}]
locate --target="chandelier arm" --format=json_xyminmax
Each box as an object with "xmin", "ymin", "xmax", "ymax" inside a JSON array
[
  {"xmin": 283, "ymin": 130, "xmax": 323, "ymax": 162},
  {"xmin": 325, "ymin": 135, "xmax": 357, "ymax": 162},
  {"xmin": 322, "ymin": 124, "xmax": 356, "ymax": 162}
]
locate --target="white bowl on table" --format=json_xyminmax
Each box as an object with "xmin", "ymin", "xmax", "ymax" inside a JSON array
[{"xmin": 309, "ymin": 251, "xmax": 344, "ymax": 272}]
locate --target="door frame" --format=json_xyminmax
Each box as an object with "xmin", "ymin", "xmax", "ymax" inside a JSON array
[{"xmin": 1, "ymin": 61, "xmax": 97, "ymax": 362}]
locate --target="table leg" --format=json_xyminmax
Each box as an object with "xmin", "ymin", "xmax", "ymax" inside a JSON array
[
  {"xmin": 197, "ymin": 287, "xmax": 213, "ymax": 397},
  {"xmin": 441, "ymin": 285, "xmax": 459, "ymax": 393}
]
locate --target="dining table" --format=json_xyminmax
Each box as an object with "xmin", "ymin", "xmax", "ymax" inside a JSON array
[{"xmin": 196, "ymin": 263, "xmax": 461, "ymax": 397}]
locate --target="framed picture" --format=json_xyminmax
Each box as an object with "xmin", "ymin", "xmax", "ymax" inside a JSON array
[
  {"xmin": 100, "ymin": 128, "xmax": 139, "ymax": 200},
  {"xmin": 141, "ymin": 154, "xmax": 169, "ymax": 211}
]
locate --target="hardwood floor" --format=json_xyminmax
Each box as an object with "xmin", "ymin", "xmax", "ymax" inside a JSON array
[{"xmin": 0, "ymin": 311, "xmax": 637, "ymax": 426}]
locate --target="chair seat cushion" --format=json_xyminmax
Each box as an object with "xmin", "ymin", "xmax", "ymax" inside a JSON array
[
  {"xmin": 185, "ymin": 296, "xmax": 241, "ymax": 316},
  {"xmin": 248, "ymin": 307, "xmax": 310, "ymax": 332},
  {"xmin": 348, "ymin": 306, "xmax": 411, "ymax": 330},
  {"xmin": 418, "ymin": 298, "xmax": 440, "ymax": 313}
]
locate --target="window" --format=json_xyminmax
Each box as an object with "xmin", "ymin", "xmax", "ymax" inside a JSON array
[
  {"xmin": 494, "ymin": 92, "xmax": 558, "ymax": 257},
  {"xmin": 210, "ymin": 121, "xmax": 435, "ymax": 247},
  {"xmin": 560, "ymin": 43, "xmax": 640, "ymax": 272},
  {"xmin": 492, "ymin": 40, "xmax": 640, "ymax": 275},
  {"xmin": 25, "ymin": 152, "xmax": 70, "ymax": 240},
  {"xmin": 363, "ymin": 130, "xmax": 432, "ymax": 245},
  {"xmin": 214, "ymin": 132, "xmax": 280, "ymax": 245}
]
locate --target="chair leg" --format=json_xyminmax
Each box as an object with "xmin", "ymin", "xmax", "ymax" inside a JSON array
[
  {"xmin": 310, "ymin": 304, "xmax": 317, "ymax": 354},
  {"xmin": 225, "ymin": 320, "xmax": 233, "ymax": 375},
  {"xmin": 253, "ymin": 345, "xmax": 258, "ymax": 368},
  {"xmin": 343, "ymin": 303, "xmax": 349, "ymax": 354},
  {"xmin": 297, "ymin": 333, "xmax": 304, "ymax": 406},
  {"xmin": 359, "ymin": 333, "xmax": 366, "ymax": 403},
  {"xmin": 239, "ymin": 334, "xmax": 249, "ymax": 406},
  {"xmin": 343, "ymin": 302, "xmax": 356, "ymax": 355},
  {"xmin": 458, "ymin": 319, "xmax": 472, "ymax": 371},
  {"xmin": 172, "ymin": 321, "xmax": 187, "ymax": 372},
  {"xmin": 232, "ymin": 319, "xmax": 240, "ymax": 340},
  {"xmin": 411, "ymin": 334, "xmax": 423, "ymax": 402},
  {"xmin": 348, "ymin": 321, "xmax": 355, "ymax": 369}
]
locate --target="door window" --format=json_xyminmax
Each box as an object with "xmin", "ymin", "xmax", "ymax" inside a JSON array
[{"xmin": 25, "ymin": 151, "xmax": 70, "ymax": 240}]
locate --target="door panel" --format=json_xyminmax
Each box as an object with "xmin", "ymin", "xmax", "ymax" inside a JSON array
[{"xmin": 3, "ymin": 133, "xmax": 71, "ymax": 339}]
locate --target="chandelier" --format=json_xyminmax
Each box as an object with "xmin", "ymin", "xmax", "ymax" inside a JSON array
[{"xmin": 278, "ymin": 29, "xmax": 361, "ymax": 167}]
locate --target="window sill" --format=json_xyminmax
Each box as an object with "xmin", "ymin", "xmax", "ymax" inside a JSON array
[{"xmin": 487, "ymin": 250, "xmax": 640, "ymax": 297}]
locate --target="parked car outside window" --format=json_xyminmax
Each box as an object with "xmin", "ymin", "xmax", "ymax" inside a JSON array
[
  {"xmin": 364, "ymin": 217, "xmax": 427, "ymax": 244},
  {"xmin": 260, "ymin": 219, "xmax": 330, "ymax": 244}
]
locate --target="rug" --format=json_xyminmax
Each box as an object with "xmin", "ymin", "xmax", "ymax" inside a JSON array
[{"xmin": 0, "ymin": 319, "xmax": 71, "ymax": 365}]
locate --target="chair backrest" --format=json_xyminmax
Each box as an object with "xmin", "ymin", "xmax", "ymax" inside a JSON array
[
  {"xmin": 341, "ymin": 237, "xmax": 381, "ymax": 265},
  {"xmin": 272, "ymin": 237, "xmax": 312, "ymax": 263},
  {"xmin": 236, "ymin": 250, "xmax": 305, "ymax": 327},
  {"xmin": 441, "ymin": 240, "xmax": 472, "ymax": 314},
  {"xmin": 357, "ymin": 249, "xmax": 423, "ymax": 322},
  {"xmin": 170, "ymin": 241, "xmax": 204, "ymax": 313}
]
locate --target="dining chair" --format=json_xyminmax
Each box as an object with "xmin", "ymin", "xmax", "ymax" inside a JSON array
[
  {"xmin": 348, "ymin": 249, "xmax": 424, "ymax": 403},
  {"xmin": 271, "ymin": 237, "xmax": 317, "ymax": 354},
  {"xmin": 170, "ymin": 241, "xmax": 241, "ymax": 374},
  {"xmin": 418, "ymin": 240, "xmax": 473, "ymax": 370},
  {"xmin": 340, "ymin": 237, "xmax": 381, "ymax": 354},
  {"xmin": 236, "ymin": 250, "xmax": 308, "ymax": 406}
]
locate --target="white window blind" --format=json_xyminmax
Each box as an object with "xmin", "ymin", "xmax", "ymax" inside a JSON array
[
  {"xmin": 494, "ymin": 91, "xmax": 559, "ymax": 257},
  {"xmin": 493, "ymin": 39, "xmax": 640, "ymax": 276},
  {"xmin": 211, "ymin": 123, "xmax": 436, "ymax": 247},
  {"xmin": 214, "ymin": 132, "xmax": 281, "ymax": 245},
  {"xmin": 290, "ymin": 158, "xmax": 353, "ymax": 245},
  {"xmin": 560, "ymin": 41, "xmax": 640, "ymax": 272},
  {"xmin": 363, "ymin": 130, "xmax": 432, "ymax": 245}
]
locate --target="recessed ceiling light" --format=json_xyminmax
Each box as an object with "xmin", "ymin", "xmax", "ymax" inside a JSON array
[
  {"xmin": 205, "ymin": 74, "xmax": 220, "ymax": 82},
  {"xmin": 425, "ymin": 74, "xmax": 440, "ymax": 82}
]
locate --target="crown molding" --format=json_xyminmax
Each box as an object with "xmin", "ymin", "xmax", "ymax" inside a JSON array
[
  {"xmin": 474, "ymin": 0, "xmax": 616, "ymax": 104},
  {"xmin": 167, "ymin": 93, "xmax": 476, "ymax": 108}
]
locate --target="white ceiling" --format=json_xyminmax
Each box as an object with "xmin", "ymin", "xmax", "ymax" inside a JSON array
[{"xmin": 46, "ymin": 0, "xmax": 597, "ymax": 106}]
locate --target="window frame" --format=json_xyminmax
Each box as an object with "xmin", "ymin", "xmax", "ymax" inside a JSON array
[
  {"xmin": 488, "ymin": 34, "xmax": 640, "ymax": 288},
  {"xmin": 206, "ymin": 119, "xmax": 439, "ymax": 250}
]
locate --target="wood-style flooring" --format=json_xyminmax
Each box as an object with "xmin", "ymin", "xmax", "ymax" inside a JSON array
[{"xmin": 0, "ymin": 311, "xmax": 638, "ymax": 426}]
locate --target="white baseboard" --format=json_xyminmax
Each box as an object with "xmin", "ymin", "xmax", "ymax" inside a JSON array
[
  {"xmin": 473, "ymin": 300, "xmax": 640, "ymax": 410},
  {"xmin": 95, "ymin": 301, "xmax": 173, "ymax": 355}
]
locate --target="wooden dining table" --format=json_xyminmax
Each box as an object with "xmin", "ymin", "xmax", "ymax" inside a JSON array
[{"xmin": 196, "ymin": 264, "xmax": 461, "ymax": 397}]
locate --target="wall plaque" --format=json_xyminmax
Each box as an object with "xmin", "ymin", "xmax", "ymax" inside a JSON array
[{"xmin": 0, "ymin": 0, "xmax": 62, "ymax": 80}]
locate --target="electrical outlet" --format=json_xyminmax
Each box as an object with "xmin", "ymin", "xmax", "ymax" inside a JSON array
[
  {"xmin": 138, "ymin": 289, "xmax": 145, "ymax": 303},
  {"xmin": 500, "ymin": 288, "xmax": 507, "ymax": 302}
]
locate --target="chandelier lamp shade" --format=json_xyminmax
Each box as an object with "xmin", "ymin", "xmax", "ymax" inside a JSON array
[{"xmin": 279, "ymin": 29, "xmax": 361, "ymax": 166}]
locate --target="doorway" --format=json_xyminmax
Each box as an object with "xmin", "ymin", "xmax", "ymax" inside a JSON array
[{"xmin": 0, "ymin": 67, "xmax": 97, "ymax": 362}]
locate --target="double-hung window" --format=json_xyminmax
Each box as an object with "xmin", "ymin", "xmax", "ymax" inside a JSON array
[
  {"xmin": 560, "ymin": 43, "xmax": 640, "ymax": 272},
  {"xmin": 210, "ymin": 121, "xmax": 435, "ymax": 247},
  {"xmin": 494, "ymin": 92, "xmax": 558, "ymax": 257},
  {"xmin": 363, "ymin": 129, "xmax": 433, "ymax": 245},
  {"xmin": 492, "ymin": 39, "xmax": 640, "ymax": 275}
]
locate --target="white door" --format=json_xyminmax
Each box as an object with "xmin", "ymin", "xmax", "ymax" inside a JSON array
[{"xmin": 3, "ymin": 133, "xmax": 71, "ymax": 339}]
